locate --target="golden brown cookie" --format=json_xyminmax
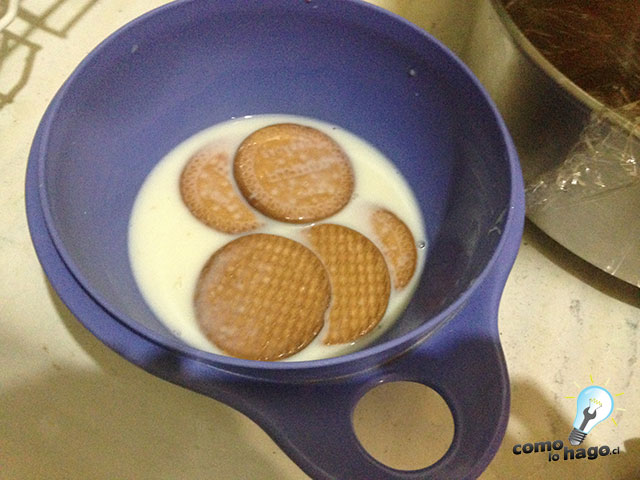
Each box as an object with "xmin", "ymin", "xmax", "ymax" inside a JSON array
[
  {"xmin": 194, "ymin": 234, "xmax": 331, "ymax": 361},
  {"xmin": 305, "ymin": 224, "xmax": 390, "ymax": 345},
  {"xmin": 370, "ymin": 209, "xmax": 417, "ymax": 289},
  {"xmin": 180, "ymin": 144, "xmax": 261, "ymax": 234},
  {"xmin": 233, "ymin": 123, "xmax": 354, "ymax": 223}
]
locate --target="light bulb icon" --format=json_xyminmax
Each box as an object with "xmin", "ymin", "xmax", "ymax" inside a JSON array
[{"xmin": 568, "ymin": 385, "xmax": 614, "ymax": 445}]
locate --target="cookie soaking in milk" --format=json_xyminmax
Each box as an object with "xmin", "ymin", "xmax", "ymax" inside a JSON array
[{"xmin": 128, "ymin": 114, "xmax": 427, "ymax": 361}]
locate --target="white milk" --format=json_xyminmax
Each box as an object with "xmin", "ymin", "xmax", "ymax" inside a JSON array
[{"xmin": 128, "ymin": 114, "xmax": 426, "ymax": 361}]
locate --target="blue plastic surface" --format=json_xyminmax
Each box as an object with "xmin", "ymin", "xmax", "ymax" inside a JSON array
[{"xmin": 26, "ymin": 0, "xmax": 525, "ymax": 478}]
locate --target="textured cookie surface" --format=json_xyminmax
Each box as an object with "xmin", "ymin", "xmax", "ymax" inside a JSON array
[
  {"xmin": 305, "ymin": 224, "xmax": 390, "ymax": 345},
  {"xmin": 194, "ymin": 234, "xmax": 331, "ymax": 361},
  {"xmin": 180, "ymin": 145, "xmax": 260, "ymax": 234},
  {"xmin": 233, "ymin": 123, "xmax": 354, "ymax": 223},
  {"xmin": 370, "ymin": 209, "xmax": 417, "ymax": 289}
]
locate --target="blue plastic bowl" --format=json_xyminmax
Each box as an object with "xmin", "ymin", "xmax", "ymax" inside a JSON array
[{"xmin": 26, "ymin": 1, "xmax": 524, "ymax": 478}]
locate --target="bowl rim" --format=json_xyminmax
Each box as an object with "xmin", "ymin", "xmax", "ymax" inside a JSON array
[{"xmin": 34, "ymin": 0, "xmax": 525, "ymax": 374}]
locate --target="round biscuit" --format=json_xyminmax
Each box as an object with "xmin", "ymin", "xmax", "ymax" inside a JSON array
[
  {"xmin": 370, "ymin": 209, "xmax": 418, "ymax": 289},
  {"xmin": 194, "ymin": 234, "xmax": 331, "ymax": 361},
  {"xmin": 233, "ymin": 123, "xmax": 354, "ymax": 223},
  {"xmin": 305, "ymin": 224, "xmax": 390, "ymax": 345},
  {"xmin": 180, "ymin": 144, "xmax": 261, "ymax": 234}
]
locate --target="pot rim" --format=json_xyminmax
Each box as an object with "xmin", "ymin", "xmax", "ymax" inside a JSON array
[{"xmin": 490, "ymin": 0, "xmax": 640, "ymax": 134}]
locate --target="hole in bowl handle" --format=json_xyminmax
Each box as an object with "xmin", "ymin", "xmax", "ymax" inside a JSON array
[{"xmin": 221, "ymin": 268, "xmax": 512, "ymax": 480}]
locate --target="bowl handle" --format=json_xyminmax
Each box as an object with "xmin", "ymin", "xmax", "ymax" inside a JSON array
[{"xmin": 197, "ymin": 261, "xmax": 512, "ymax": 480}]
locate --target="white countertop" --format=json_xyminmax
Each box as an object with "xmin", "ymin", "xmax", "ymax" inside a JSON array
[{"xmin": 1, "ymin": 1, "xmax": 638, "ymax": 479}]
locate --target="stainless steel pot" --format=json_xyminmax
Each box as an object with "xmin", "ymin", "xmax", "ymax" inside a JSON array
[{"xmin": 375, "ymin": 0, "xmax": 640, "ymax": 286}]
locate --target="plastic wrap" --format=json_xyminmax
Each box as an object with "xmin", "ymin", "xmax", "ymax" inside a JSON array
[{"xmin": 526, "ymin": 108, "xmax": 639, "ymax": 213}]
